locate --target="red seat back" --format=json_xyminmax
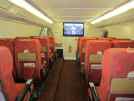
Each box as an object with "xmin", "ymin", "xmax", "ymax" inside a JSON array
[
  {"xmin": 79, "ymin": 37, "xmax": 97, "ymax": 64},
  {"xmin": 99, "ymin": 48, "xmax": 134, "ymax": 101},
  {"xmin": 98, "ymin": 37, "xmax": 117, "ymax": 41},
  {"xmin": 14, "ymin": 38, "xmax": 43, "ymax": 80},
  {"xmin": 84, "ymin": 40, "xmax": 111, "ymax": 84},
  {"xmin": 47, "ymin": 37, "xmax": 56, "ymax": 61},
  {"xmin": 39, "ymin": 37, "xmax": 49, "ymax": 65},
  {"xmin": 31, "ymin": 36, "xmax": 49, "ymax": 67},
  {"xmin": 0, "ymin": 46, "xmax": 25, "ymax": 101},
  {"xmin": 112, "ymin": 40, "xmax": 134, "ymax": 48},
  {"xmin": 79, "ymin": 38, "xmax": 87, "ymax": 63},
  {"xmin": 0, "ymin": 38, "xmax": 14, "ymax": 53},
  {"xmin": 48, "ymin": 37, "xmax": 55, "ymax": 52}
]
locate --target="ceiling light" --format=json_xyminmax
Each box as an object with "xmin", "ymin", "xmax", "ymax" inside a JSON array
[
  {"xmin": 8, "ymin": 0, "xmax": 53, "ymax": 24},
  {"xmin": 91, "ymin": 0, "xmax": 134, "ymax": 24}
]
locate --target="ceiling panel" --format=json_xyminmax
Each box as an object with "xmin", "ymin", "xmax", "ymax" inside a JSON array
[
  {"xmin": 32, "ymin": 0, "xmax": 128, "ymax": 21},
  {"xmin": 0, "ymin": 0, "xmax": 51, "ymax": 26},
  {"xmin": 0, "ymin": 0, "xmax": 131, "ymax": 25},
  {"xmin": 95, "ymin": 9, "xmax": 134, "ymax": 27},
  {"xmin": 40, "ymin": 0, "xmax": 128, "ymax": 8},
  {"xmin": 0, "ymin": 0, "xmax": 11, "ymax": 9}
]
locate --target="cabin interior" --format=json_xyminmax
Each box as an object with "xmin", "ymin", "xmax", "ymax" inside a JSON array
[{"xmin": 0, "ymin": 0, "xmax": 134, "ymax": 101}]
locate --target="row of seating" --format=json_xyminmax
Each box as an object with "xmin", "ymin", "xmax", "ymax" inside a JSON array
[
  {"xmin": 0, "ymin": 36, "xmax": 56, "ymax": 101},
  {"xmin": 89, "ymin": 48, "xmax": 134, "ymax": 101},
  {"xmin": 77, "ymin": 37, "xmax": 134, "ymax": 101},
  {"xmin": 77, "ymin": 37, "xmax": 134, "ymax": 84},
  {"xmin": 77, "ymin": 37, "xmax": 134, "ymax": 65}
]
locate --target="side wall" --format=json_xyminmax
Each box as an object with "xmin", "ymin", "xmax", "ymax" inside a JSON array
[
  {"xmin": 0, "ymin": 19, "xmax": 41, "ymax": 38},
  {"xmin": 100, "ymin": 21, "xmax": 134, "ymax": 39}
]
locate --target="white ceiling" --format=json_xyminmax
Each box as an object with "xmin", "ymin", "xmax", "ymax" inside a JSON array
[
  {"xmin": 32, "ymin": 0, "xmax": 129, "ymax": 22},
  {"xmin": 95, "ymin": 9, "xmax": 134, "ymax": 27},
  {"xmin": 0, "ymin": 0, "xmax": 131, "ymax": 26},
  {"xmin": 0, "ymin": 0, "xmax": 48, "ymax": 26}
]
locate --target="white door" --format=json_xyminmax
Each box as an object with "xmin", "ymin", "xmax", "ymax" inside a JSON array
[{"xmin": 63, "ymin": 37, "xmax": 77, "ymax": 60}]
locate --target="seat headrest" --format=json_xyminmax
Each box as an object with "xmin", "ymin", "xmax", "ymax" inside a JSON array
[
  {"xmin": 0, "ymin": 47, "xmax": 13, "ymax": 76},
  {"xmin": 103, "ymin": 48, "xmax": 134, "ymax": 77}
]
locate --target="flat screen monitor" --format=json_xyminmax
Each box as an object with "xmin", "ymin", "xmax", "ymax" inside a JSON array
[{"xmin": 63, "ymin": 22, "xmax": 84, "ymax": 36}]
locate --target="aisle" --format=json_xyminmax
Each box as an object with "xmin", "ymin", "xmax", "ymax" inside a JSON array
[
  {"xmin": 39, "ymin": 59, "xmax": 88, "ymax": 101},
  {"xmin": 54, "ymin": 60, "xmax": 88, "ymax": 101},
  {"xmin": 38, "ymin": 59, "xmax": 63, "ymax": 101}
]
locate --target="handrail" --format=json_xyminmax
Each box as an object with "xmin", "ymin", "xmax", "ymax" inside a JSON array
[
  {"xmin": 16, "ymin": 79, "xmax": 33, "ymax": 101},
  {"xmin": 89, "ymin": 82, "xmax": 100, "ymax": 101}
]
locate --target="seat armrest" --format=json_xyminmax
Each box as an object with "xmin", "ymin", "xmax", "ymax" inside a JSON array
[
  {"xmin": 89, "ymin": 82, "xmax": 100, "ymax": 101},
  {"xmin": 16, "ymin": 79, "xmax": 33, "ymax": 101}
]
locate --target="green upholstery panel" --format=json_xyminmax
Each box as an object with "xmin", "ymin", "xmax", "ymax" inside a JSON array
[
  {"xmin": 42, "ymin": 47, "xmax": 48, "ymax": 52},
  {"xmin": 18, "ymin": 52, "xmax": 36, "ymax": 61},
  {"xmin": 115, "ymin": 97, "xmax": 134, "ymax": 101},
  {"xmin": 89, "ymin": 53, "xmax": 103, "ymax": 64},
  {"xmin": 111, "ymin": 78, "xmax": 134, "ymax": 94}
]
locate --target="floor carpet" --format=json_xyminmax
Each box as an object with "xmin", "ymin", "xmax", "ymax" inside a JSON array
[{"xmin": 38, "ymin": 59, "xmax": 88, "ymax": 101}]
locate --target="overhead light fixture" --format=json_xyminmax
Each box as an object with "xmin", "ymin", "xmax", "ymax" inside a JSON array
[
  {"xmin": 91, "ymin": 0, "xmax": 134, "ymax": 24},
  {"xmin": 8, "ymin": 0, "xmax": 53, "ymax": 24}
]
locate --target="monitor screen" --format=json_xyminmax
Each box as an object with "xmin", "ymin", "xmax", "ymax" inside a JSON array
[{"xmin": 63, "ymin": 22, "xmax": 84, "ymax": 36}]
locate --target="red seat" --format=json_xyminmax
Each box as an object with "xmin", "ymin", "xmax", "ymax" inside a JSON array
[
  {"xmin": 39, "ymin": 37, "xmax": 50, "ymax": 66},
  {"xmin": 98, "ymin": 48, "xmax": 134, "ymax": 101},
  {"xmin": 78, "ymin": 37, "xmax": 97, "ymax": 64},
  {"xmin": 98, "ymin": 37, "xmax": 117, "ymax": 41},
  {"xmin": 0, "ymin": 38, "xmax": 14, "ymax": 53},
  {"xmin": 79, "ymin": 38, "xmax": 87, "ymax": 64},
  {"xmin": 31, "ymin": 36, "xmax": 49, "ymax": 67},
  {"xmin": 76, "ymin": 38, "xmax": 81, "ymax": 62},
  {"xmin": 14, "ymin": 38, "xmax": 43, "ymax": 81},
  {"xmin": 0, "ymin": 46, "xmax": 29, "ymax": 101},
  {"xmin": 112, "ymin": 40, "xmax": 134, "ymax": 48},
  {"xmin": 85, "ymin": 40, "xmax": 111, "ymax": 85},
  {"xmin": 47, "ymin": 36, "xmax": 56, "ymax": 63},
  {"xmin": 47, "ymin": 36, "xmax": 55, "ymax": 51}
]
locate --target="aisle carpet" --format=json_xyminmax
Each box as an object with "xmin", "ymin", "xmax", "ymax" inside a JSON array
[{"xmin": 39, "ymin": 59, "xmax": 88, "ymax": 101}]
